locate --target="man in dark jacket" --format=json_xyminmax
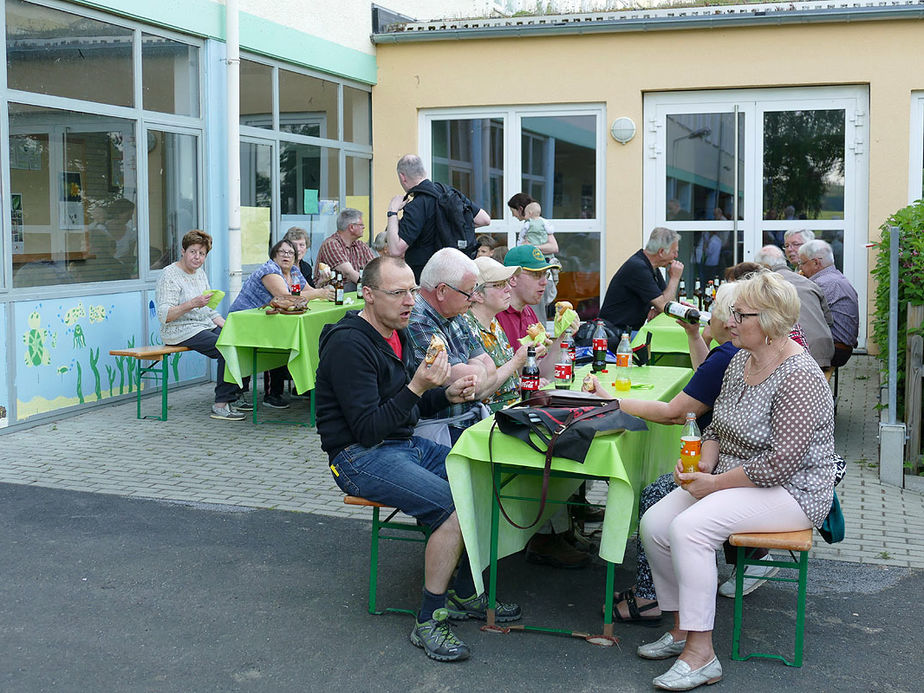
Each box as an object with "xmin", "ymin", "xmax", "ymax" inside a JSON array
[{"xmin": 316, "ymin": 256, "xmax": 520, "ymax": 662}]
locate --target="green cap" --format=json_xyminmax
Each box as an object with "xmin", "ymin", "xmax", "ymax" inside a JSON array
[{"xmin": 503, "ymin": 245, "xmax": 561, "ymax": 271}]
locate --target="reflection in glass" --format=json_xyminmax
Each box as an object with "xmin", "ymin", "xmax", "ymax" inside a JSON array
[
  {"xmin": 280, "ymin": 143, "xmax": 339, "ymax": 215},
  {"xmin": 142, "ymin": 34, "xmax": 199, "ymax": 116},
  {"xmin": 240, "ymin": 60, "xmax": 273, "ymax": 129},
  {"xmin": 763, "ymin": 110, "xmax": 845, "ymax": 220},
  {"xmin": 148, "ymin": 131, "xmax": 199, "ymax": 269},
  {"xmin": 9, "ymin": 103, "xmax": 138, "ymax": 287},
  {"xmin": 240, "ymin": 141, "xmax": 272, "ymax": 263},
  {"xmin": 279, "ymin": 69, "xmax": 338, "ymax": 139},
  {"xmin": 555, "ymin": 232, "xmax": 602, "ymax": 320},
  {"xmin": 665, "ymin": 113, "xmax": 744, "ymax": 221},
  {"xmin": 343, "ymin": 87, "xmax": 371, "ymax": 145},
  {"xmin": 6, "ymin": 0, "xmax": 133, "ymax": 107},
  {"xmin": 676, "ymin": 229, "xmax": 739, "ymax": 292},
  {"xmin": 521, "ymin": 115, "xmax": 597, "ymax": 219},
  {"xmin": 764, "ymin": 228, "xmax": 844, "ymax": 272},
  {"xmin": 431, "ymin": 119, "xmax": 504, "ymax": 219},
  {"xmin": 346, "ymin": 156, "xmax": 371, "ymax": 228}
]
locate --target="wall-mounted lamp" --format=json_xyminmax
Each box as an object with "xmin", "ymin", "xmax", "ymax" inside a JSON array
[{"xmin": 610, "ymin": 116, "xmax": 636, "ymax": 144}]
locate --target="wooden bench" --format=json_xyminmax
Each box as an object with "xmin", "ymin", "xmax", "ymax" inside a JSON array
[
  {"xmin": 344, "ymin": 495, "xmax": 430, "ymax": 617},
  {"xmin": 108, "ymin": 346, "xmax": 190, "ymax": 421},
  {"xmin": 729, "ymin": 528, "xmax": 813, "ymax": 667}
]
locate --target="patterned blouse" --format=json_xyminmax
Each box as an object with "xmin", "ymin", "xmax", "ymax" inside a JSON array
[
  {"xmin": 704, "ymin": 349, "xmax": 835, "ymax": 527},
  {"xmin": 463, "ymin": 311, "xmax": 519, "ymax": 410},
  {"xmin": 155, "ymin": 263, "xmax": 222, "ymax": 345},
  {"xmin": 229, "ymin": 260, "xmax": 307, "ymax": 313}
]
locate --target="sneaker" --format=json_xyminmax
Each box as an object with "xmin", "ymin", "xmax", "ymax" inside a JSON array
[
  {"xmin": 525, "ymin": 533, "xmax": 591, "ymax": 569},
  {"xmin": 232, "ymin": 397, "xmax": 254, "ymax": 412},
  {"xmin": 409, "ymin": 608, "xmax": 471, "ymax": 662},
  {"xmin": 718, "ymin": 554, "xmax": 779, "ymax": 598},
  {"xmin": 210, "ymin": 404, "xmax": 244, "ymax": 421},
  {"xmin": 263, "ymin": 394, "xmax": 290, "ymax": 409},
  {"xmin": 446, "ymin": 590, "xmax": 521, "ymax": 623}
]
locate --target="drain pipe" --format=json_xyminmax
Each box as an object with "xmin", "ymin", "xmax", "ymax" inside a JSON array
[
  {"xmin": 880, "ymin": 225, "xmax": 906, "ymax": 487},
  {"xmin": 226, "ymin": 0, "xmax": 242, "ymax": 302}
]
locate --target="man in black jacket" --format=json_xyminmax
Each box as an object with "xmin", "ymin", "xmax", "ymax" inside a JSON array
[{"xmin": 316, "ymin": 256, "xmax": 520, "ymax": 662}]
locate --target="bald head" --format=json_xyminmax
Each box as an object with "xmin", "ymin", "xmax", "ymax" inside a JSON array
[{"xmin": 754, "ymin": 244, "xmax": 787, "ymax": 269}]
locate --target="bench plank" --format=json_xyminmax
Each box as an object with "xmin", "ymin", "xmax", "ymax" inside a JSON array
[
  {"xmin": 729, "ymin": 528, "xmax": 813, "ymax": 552},
  {"xmin": 344, "ymin": 495, "xmax": 392, "ymax": 509},
  {"xmin": 109, "ymin": 345, "xmax": 190, "ymax": 361}
]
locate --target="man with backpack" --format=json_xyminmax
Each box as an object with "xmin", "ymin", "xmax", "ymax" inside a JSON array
[{"xmin": 385, "ymin": 154, "xmax": 491, "ymax": 282}]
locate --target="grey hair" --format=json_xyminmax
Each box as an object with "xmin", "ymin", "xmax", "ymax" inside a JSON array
[
  {"xmin": 283, "ymin": 226, "xmax": 308, "ymax": 243},
  {"xmin": 753, "ymin": 244, "xmax": 786, "ymax": 267},
  {"xmin": 397, "ymin": 154, "xmax": 427, "ymax": 180},
  {"xmin": 420, "ymin": 248, "xmax": 478, "ymax": 290},
  {"xmin": 336, "ymin": 208, "xmax": 363, "ymax": 231},
  {"xmin": 711, "ymin": 281, "xmax": 738, "ymax": 322},
  {"xmin": 644, "ymin": 227, "xmax": 681, "ymax": 254},
  {"xmin": 799, "ymin": 239, "xmax": 835, "ymax": 267},
  {"xmin": 784, "ymin": 228, "xmax": 815, "ymax": 243},
  {"xmin": 372, "ymin": 231, "xmax": 388, "ymax": 253}
]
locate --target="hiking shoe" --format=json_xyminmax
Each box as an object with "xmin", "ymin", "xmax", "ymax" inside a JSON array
[
  {"xmin": 409, "ymin": 608, "xmax": 471, "ymax": 662},
  {"xmin": 210, "ymin": 404, "xmax": 244, "ymax": 421},
  {"xmin": 525, "ymin": 533, "xmax": 591, "ymax": 569},
  {"xmin": 263, "ymin": 394, "xmax": 290, "ymax": 409},
  {"xmin": 718, "ymin": 554, "xmax": 779, "ymax": 598},
  {"xmin": 446, "ymin": 590, "xmax": 521, "ymax": 623},
  {"xmin": 232, "ymin": 397, "xmax": 254, "ymax": 412}
]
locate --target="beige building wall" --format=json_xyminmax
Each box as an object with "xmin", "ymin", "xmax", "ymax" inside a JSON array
[{"xmin": 372, "ymin": 18, "xmax": 924, "ymax": 338}]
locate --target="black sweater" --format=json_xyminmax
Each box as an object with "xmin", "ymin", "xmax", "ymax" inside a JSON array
[{"xmin": 315, "ymin": 311, "xmax": 450, "ymax": 461}]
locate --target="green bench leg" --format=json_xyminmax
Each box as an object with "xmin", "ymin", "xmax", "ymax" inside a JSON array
[
  {"xmin": 364, "ymin": 505, "xmax": 429, "ymax": 617},
  {"xmin": 135, "ymin": 358, "xmax": 170, "ymax": 421}
]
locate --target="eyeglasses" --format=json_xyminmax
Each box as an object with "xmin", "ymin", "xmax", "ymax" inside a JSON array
[
  {"xmin": 521, "ymin": 269, "xmax": 552, "ymax": 281},
  {"xmin": 730, "ymin": 306, "xmax": 760, "ymax": 324},
  {"xmin": 350, "ymin": 222, "xmax": 366, "ymax": 228},
  {"xmin": 366, "ymin": 285, "xmax": 420, "ymax": 299},
  {"xmin": 276, "ymin": 250, "xmax": 295, "ymax": 257},
  {"xmin": 442, "ymin": 283, "xmax": 475, "ymax": 302},
  {"xmin": 481, "ymin": 280, "xmax": 510, "ymax": 291}
]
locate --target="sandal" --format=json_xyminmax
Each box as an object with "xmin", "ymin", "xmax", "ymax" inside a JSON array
[{"xmin": 612, "ymin": 589, "xmax": 662, "ymax": 627}]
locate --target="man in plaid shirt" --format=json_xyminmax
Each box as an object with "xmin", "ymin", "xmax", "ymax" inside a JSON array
[{"xmin": 314, "ymin": 208, "xmax": 375, "ymax": 290}]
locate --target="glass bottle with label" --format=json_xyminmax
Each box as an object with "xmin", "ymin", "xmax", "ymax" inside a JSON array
[{"xmin": 520, "ymin": 346, "xmax": 540, "ymax": 400}]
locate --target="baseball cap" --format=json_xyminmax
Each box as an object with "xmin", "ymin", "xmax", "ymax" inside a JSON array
[
  {"xmin": 474, "ymin": 256, "xmax": 520, "ymax": 285},
  {"xmin": 503, "ymin": 245, "xmax": 561, "ymax": 271}
]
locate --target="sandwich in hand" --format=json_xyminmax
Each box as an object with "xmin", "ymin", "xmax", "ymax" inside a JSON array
[
  {"xmin": 317, "ymin": 262, "xmax": 330, "ymax": 273},
  {"xmin": 425, "ymin": 334, "xmax": 446, "ymax": 365},
  {"xmin": 552, "ymin": 300, "xmax": 578, "ymax": 337},
  {"xmin": 519, "ymin": 322, "xmax": 548, "ymax": 346},
  {"xmin": 555, "ymin": 300, "xmax": 573, "ymax": 320}
]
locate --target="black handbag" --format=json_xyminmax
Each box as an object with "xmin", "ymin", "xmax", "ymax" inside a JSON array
[{"xmin": 488, "ymin": 391, "xmax": 647, "ymax": 529}]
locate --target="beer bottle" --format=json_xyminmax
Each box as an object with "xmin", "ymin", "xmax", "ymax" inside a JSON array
[
  {"xmin": 703, "ymin": 280, "xmax": 714, "ymax": 311},
  {"xmin": 678, "ymin": 278, "xmax": 688, "ymax": 304},
  {"xmin": 334, "ymin": 271, "xmax": 345, "ymax": 305},
  {"xmin": 680, "ymin": 413, "xmax": 702, "ymax": 476},
  {"xmin": 520, "ymin": 346, "xmax": 540, "ymax": 400},
  {"xmin": 614, "ymin": 332, "xmax": 632, "ymax": 392},
  {"xmin": 591, "ymin": 320, "xmax": 608, "ymax": 373},
  {"xmin": 663, "ymin": 300, "xmax": 701, "ymax": 325},
  {"xmin": 693, "ymin": 279, "xmax": 703, "ymax": 311}
]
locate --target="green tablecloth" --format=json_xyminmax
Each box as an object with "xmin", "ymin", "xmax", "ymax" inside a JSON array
[
  {"xmin": 216, "ymin": 295, "xmax": 363, "ymax": 394},
  {"xmin": 632, "ymin": 312, "xmax": 691, "ymax": 354},
  {"xmin": 445, "ymin": 363, "xmax": 692, "ymax": 596}
]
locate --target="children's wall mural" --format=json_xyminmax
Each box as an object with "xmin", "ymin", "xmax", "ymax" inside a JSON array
[
  {"xmin": 0, "ymin": 303, "xmax": 8, "ymax": 428},
  {"xmin": 12, "ymin": 291, "xmax": 206, "ymax": 422}
]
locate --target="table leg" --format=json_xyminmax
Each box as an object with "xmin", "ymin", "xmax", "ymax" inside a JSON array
[
  {"xmin": 251, "ymin": 347, "xmax": 258, "ymax": 425},
  {"xmin": 603, "ymin": 561, "xmax": 615, "ymax": 638},
  {"xmin": 310, "ymin": 390, "xmax": 316, "ymax": 427},
  {"xmin": 487, "ymin": 461, "xmax": 501, "ymax": 629},
  {"xmin": 160, "ymin": 357, "xmax": 169, "ymax": 421}
]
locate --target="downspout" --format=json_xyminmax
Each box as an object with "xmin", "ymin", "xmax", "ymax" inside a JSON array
[{"xmin": 227, "ymin": 0, "xmax": 242, "ymax": 301}]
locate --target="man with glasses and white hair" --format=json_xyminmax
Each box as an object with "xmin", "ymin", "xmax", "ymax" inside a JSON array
[
  {"xmin": 599, "ymin": 227, "xmax": 684, "ymax": 336},
  {"xmin": 799, "ymin": 239, "xmax": 859, "ymax": 367},
  {"xmin": 317, "ymin": 255, "xmax": 520, "ymax": 663},
  {"xmin": 783, "ymin": 228, "xmax": 814, "ymax": 269},
  {"xmin": 314, "ymin": 208, "xmax": 375, "ymax": 291}
]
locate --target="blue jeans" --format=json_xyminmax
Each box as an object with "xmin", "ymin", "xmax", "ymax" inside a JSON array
[{"xmin": 330, "ymin": 437, "xmax": 454, "ymax": 530}]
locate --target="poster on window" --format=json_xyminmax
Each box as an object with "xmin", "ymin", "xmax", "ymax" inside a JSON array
[
  {"xmin": 59, "ymin": 172, "xmax": 84, "ymax": 230},
  {"xmin": 11, "ymin": 193, "xmax": 24, "ymax": 254}
]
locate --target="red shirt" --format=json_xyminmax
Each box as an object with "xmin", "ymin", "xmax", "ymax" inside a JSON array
[
  {"xmin": 385, "ymin": 330, "xmax": 402, "ymax": 359},
  {"xmin": 496, "ymin": 304, "xmax": 540, "ymax": 346}
]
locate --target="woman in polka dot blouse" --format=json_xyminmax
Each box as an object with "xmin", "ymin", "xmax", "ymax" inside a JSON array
[{"xmin": 637, "ymin": 271, "xmax": 835, "ymax": 690}]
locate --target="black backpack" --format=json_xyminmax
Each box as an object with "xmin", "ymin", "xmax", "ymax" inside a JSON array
[{"xmin": 408, "ymin": 181, "xmax": 478, "ymax": 258}]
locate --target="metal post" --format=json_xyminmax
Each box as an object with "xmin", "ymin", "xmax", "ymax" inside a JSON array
[{"xmin": 880, "ymin": 225, "xmax": 906, "ymax": 486}]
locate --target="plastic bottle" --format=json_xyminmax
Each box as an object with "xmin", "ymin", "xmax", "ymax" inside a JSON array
[
  {"xmin": 663, "ymin": 300, "xmax": 701, "ymax": 325},
  {"xmin": 614, "ymin": 332, "xmax": 632, "ymax": 392},
  {"xmin": 591, "ymin": 320, "xmax": 608, "ymax": 373},
  {"xmin": 520, "ymin": 346, "xmax": 541, "ymax": 400},
  {"xmin": 561, "ymin": 327, "xmax": 576, "ymax": 383},
  {"xmin": 555, "ymin": 328, "xmax": 574, "ymax": 389},
  {"xmin": 680, "ymin": 412, "xmax": 702, "ymax": 477}
]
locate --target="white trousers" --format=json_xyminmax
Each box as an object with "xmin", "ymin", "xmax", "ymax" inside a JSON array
[{"xmin": 640, "ymin": 485, "xmax": 811, "ymax": 632}]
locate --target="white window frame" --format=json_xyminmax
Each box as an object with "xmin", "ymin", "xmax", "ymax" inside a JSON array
[{"xmin": 910, "ymin": 92, "xmax": 924, "ymax": 204}]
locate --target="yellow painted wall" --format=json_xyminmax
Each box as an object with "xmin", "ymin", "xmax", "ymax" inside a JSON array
[{"xmin": 372, "ymin": 18, "xmax": 924, "ymax": 343}]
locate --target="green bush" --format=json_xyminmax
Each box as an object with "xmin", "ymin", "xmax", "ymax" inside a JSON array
[{"xmin": 871, "ymin": 199, "xmax": 924, "ymax": 418}]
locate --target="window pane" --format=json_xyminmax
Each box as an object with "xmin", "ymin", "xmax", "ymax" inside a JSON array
[
  {"xmin": 142, "ymin": 34, "xmax": 199, "ymax": 116},
  {"xmin": 5, "ymin": 0, "xmax": 133, "ymax": 107},
  {"xmin": 148, "ymin": 131, "xmax": 198, "ymax": 269},
  {"xmin": 676, "ymin": 229, "xmax": 738, "ymax": 293},
  {"xmin": 240, "ymin": 141, "xmax": 272, "ymax": 264},
  {"xmin": 555, "ymin": 232, "xmax": 602, "ymax": 321},
  {"xmin": 665, "ymin": 113, "xmax": 744, "ymax": 221},
  {"xmin": 343, "ymin": 86, "xmax": 371, "ymax": 145},
  {"xmin": 240, "ymin": 60, "xmax": 273, "ymax": 129},
  {"xmin": 521, "ymin": 115, "xmax": 596, "ymax": 220},
  {"xmin": 763, "ymin": 228, "xmax": 844, "ymax": 272},
  {"xmin": 346, "ymin": 155, "xmax": 371, "ymax": 229},
  {"xmin": 763, "ymin": 109, "xmax": 845, "ymax": 220},
  {"xmin": 280, "ymin": 142, "xmax": 340, "ymax": 215},
  {"xmin": 430, "ymin": 118, "xmax": 503, "ymax": 219},
  {"xmin": 10, "ymin": 103, "xmax": 138, "ymax": 287},
  {"xmin": 279, "ymin": 69, "xmax": 338, "ymax": 139}
]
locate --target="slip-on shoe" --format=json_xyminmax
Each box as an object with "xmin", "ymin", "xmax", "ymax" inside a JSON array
[
  {"xmin": 637, "ymin": 632, "xmax": 687, "ymax": 660},
  {"xmin": 653, "ymin": 656, "xmax": 723, "ymax": 691}
]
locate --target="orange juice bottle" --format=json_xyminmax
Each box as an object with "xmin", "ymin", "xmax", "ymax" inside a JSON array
[
  {"xmin": 680, "ymin": 412, "xmax": 701, "ymax": 475},
  {"xmin": 614, "ymin": 333, "xmax": 632, "ymax": 392}
]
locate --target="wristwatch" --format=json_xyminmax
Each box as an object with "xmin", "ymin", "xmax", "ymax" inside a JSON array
[{"xmin": 387, "ymin": 211, "xmax": 398, "ymax": 217}]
